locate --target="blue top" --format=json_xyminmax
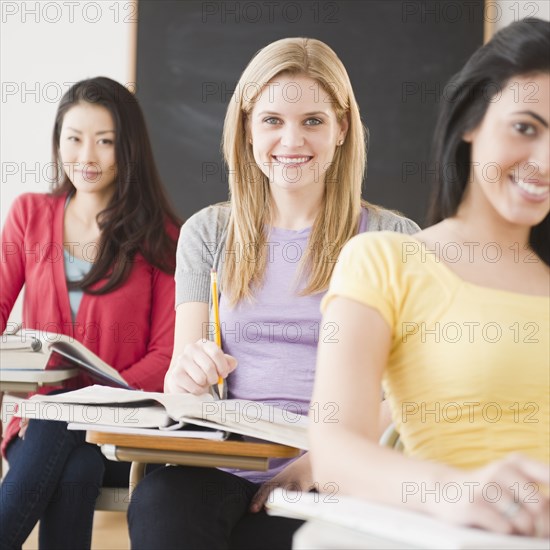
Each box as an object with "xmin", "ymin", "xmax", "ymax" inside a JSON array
[
  {"xmin": 64, "ymin": 250, "xmax": 93, "ymax": 320},
  {"xmin": 63, "ymin": 194, "xmax": 93, "ymax": 320}
]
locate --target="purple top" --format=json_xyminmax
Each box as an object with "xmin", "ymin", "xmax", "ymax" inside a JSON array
[
  {"xmin": 175, "ymin": 203, "xmax": 418, "ymax": 483},
  {"xmin": 220, "ymin": 210, "xmax": 369, "ymax": 482}
]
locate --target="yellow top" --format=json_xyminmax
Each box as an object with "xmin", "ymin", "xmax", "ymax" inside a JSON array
[{"xmin": 322, "ymin": 232, "xmax": 549, "ymax": 469}]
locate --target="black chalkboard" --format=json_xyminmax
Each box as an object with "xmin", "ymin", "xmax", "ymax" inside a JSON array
[{"xmin": 136, "ymin": 0, "xmax": 484, "ymax": 226}]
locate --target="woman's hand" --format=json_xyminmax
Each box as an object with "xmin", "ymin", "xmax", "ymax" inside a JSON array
[
  {"xmin": 431, "ymin": 453, "xmax": 549, "ymax": 537},
  {"xmin": 164, "ymin": 339, "xmax": 237, "ymax": 395},
  {"xmin": 249, "ymin": 453, "xmax": 314, "ymax": 513}
]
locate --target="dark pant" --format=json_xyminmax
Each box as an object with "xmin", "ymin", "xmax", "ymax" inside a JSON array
[
  {"xmin": 128, "ymin": 466, "xmax": 304, "ymax": 550},
  {"xmin": 0, "ymin": 419, "xmax": 130, "ymax": 550}
]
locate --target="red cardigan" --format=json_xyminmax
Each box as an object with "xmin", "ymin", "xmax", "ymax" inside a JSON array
[{"xmin": 1, "ymin": 193, "xmax": 177, "ymax": 454}]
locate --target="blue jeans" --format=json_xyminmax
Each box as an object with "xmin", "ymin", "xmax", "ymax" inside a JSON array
[{"xmin": 0, "ymin": 419, "xmax": 129, "ymax": 550}]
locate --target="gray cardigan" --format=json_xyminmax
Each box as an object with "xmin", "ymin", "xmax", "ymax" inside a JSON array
[{"xmin": 175, "ymin": 203, "xmax": 420, "ymax": 306}]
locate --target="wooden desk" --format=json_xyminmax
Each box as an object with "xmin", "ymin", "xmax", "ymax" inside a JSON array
[
  {"xmin": 0, "ymin": 368, "xmax": 78, "ymax": 393},
  {"xmin": 86, "ymin": 430, "xmax": 301, "ymax": 498}
]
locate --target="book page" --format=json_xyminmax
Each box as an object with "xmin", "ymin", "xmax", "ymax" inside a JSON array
[
  {"xmin": 0, "ymin": 335, "xmax": 42, "ymax": 351},
  {"xmin": 21, "ymin": 386, "xmax": 308, "ymax": 448},
  {"xmin": 1, "ymin": 330, "xmax": 128, "ymax": 387},
  {"xmin": 13, "ymin": 396, "xmax": 170, "ymax": 428},
  {"xmin": 67, "ymin": 422, "xmax": 228, "ymax": 440},
  {"xmin": 38, "ymin": 330, "xmax": 128, "ymax": 387},
  {"xmin": 173, "ymin": 400, "xmax": 309, "ymax": 450},
  {"xmin": 27, "ymin": 385, "xmax": 213, "ymax": 408},
  {"xmin": 266, "ymin": 489, "xmax": 550, "ymax": 550},
  {"xmin": 0, "ymin": 348, "xmax": 50, "ymax": 369},
  {"xmin": 49, "ymin": 342, "xmax": 129, "ymax": 387},
  {"xmin": 18, "ymin": 386, "xmax": 213, "ymax": 429}
]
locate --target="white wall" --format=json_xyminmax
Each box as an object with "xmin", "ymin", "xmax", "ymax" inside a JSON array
[{"xmin": 1, "ymin": 0, "xmax": 136, "ymax": 323}]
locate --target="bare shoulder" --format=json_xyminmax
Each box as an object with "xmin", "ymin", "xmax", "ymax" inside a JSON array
[{"xmin": 410, "ymin": 221, "xmax": 450, "ymax": 244}]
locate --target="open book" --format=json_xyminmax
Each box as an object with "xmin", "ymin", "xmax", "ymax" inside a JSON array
[
  {"xmin": 67, "ymin": 423, "xmax": 227, "ymax": 441},
  {"xmin": 11, "ymin": 385, "xmax": 308, "ymax": 449},
  {"xmin": 0, "ymin": 330, "xmax": 130, "ymax": 388},
  {"xmin": 266, "ymin": 489, "xmax": 549, "ymax": 550}
]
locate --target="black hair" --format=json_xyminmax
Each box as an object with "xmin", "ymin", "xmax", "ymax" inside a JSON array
[{"xmin": 428, "ymin": 18, "xmax": 549, "ymax": 265}]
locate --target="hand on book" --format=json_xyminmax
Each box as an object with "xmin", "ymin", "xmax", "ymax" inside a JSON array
[
  {"xmin": 164, "ymin": 339, "xmax": 237, "ymax": 395},
  {"xmin": 249, "ymin": 453, "xmax": 313, "ymax": 513},
  {"xmin": 434, "ymin": 453, "xmax": 549, "ymax": 538}
]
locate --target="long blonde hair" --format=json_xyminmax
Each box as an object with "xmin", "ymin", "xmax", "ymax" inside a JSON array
[{"xmin": 222, "ymin": 37, "xmax": 368, "ymax": 304}]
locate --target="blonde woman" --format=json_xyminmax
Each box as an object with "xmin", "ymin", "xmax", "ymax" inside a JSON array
[{"xmin": 128, "ymin": 37, "xmax": 418, "ymax": 549}]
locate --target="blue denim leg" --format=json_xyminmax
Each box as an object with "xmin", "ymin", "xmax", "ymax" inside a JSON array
[
  {"xmin": 0, "ymin": 419, "xmax": 103, "ymax": 550},
  {"xmin": 38, "ymin": 442, "xmax": 105, "ymax": 550}
]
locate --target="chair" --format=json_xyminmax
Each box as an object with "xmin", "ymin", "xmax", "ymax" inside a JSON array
[
  {"xmin": 95, "ymin": 487, "xmax": 130, "ymax": 512},
  {"xmin": 379, "ymin": 423, "xmax": 404, "ymax": 452},
  {"xmin": 95, "ymin": 459, "xmax": 145, "ymax": 510}
]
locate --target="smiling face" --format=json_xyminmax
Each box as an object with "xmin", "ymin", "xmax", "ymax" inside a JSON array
[
  {"xmin": 463, "ymin": 73, "xmax": 550, "ymax": 228},
  {"xmin": 248, "ymin": 74, "xmax": 348, "ymax": 197},
  {"xmin": 58, "ymin": 102, "xmax": 117, "ymax": 200}
]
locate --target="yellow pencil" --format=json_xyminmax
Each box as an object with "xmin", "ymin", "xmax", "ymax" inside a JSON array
[{"xmin": 210, "ymin": 269, "xmax": 224, "ymax": 399}]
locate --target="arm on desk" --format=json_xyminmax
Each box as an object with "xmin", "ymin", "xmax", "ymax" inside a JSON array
[{"xmin": 310, "ymin": 296, "xmax": 550, "ymax": 537}]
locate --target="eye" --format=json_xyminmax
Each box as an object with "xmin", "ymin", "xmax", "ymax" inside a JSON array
[
  {"xmin": 513, "ymin": 122, "xmax": 536, "ymax": 136},
  {"xmin": 263, "ymin": 117, "xmax": 281, "ymax": 125},
  {"xmin": 98, "ymin": 138, "xmax": 114, "ymax": 145},
  {"xmin": 304, "ymin": 118, "xmax": 322, "ymax": 126},
  {"xmin": 67, "ymin": 136, "xmax": 79, "ymax": 142}
]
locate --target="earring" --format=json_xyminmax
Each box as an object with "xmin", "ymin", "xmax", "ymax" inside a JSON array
[
  {"xmin": 249, "ymin": 138, "xmax": 253, "ymax": 145},
  {"xmin": 338, "ymin": 139, "xmax": 344, "ymax": 146}
]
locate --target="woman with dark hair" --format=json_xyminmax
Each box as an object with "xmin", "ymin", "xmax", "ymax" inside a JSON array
[
  {"xmin": 311, "ymin": 18, "xmax": 549, "ymax": 537},
  {"xmin": 0, "ymin": 77, "xmax": 181, "ymax": 549}
]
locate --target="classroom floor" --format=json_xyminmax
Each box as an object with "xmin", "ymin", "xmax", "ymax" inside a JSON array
[{"xmin": 22, "ymin": 511, "xmax": 130, "ymax": 549}]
